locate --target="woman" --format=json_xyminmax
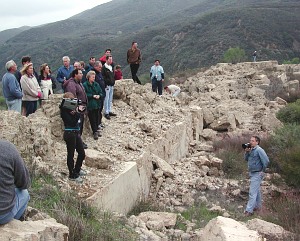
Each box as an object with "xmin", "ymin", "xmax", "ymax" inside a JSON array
[
  {"xmin": 38, "ymin": 63, "xmax": 56, "ymax": 100},
  {"xmin": 20, "ymin": 63, "xmax": 41, "ymax": 116},
  {"xmin": 83, "ymin": 71, "xmax": 103, "ymax": 140}
]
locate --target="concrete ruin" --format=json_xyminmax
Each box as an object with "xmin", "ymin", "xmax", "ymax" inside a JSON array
[{"xmin": 0, "ymin": 61, "xmax": 299, "ymax": 240}]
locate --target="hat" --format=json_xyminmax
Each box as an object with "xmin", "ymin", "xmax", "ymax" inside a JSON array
[{"xmin": 20, "ymin": 62, "xmax": 33, "ymax": 75}]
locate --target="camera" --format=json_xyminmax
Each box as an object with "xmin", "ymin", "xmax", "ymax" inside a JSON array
[
  {"xmin": 60, "ymin": 98, "xmax": 82, "ymax": 111},
  {"xmin": 242, "ymin": 143, "xmax": 251, "ymax": 149}
]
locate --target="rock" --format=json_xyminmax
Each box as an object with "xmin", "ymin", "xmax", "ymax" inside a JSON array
[
  {"xmin": 84, "ymin": 149, "xmax": 113, "ymax": 169},
  {"xmin": 200, "ymin": 129, "xmax": 217, "ymax": 141},
  {"xmin": 274, "ymin": 96, "xmax": 287, "ymax": 105},
  {"xmin": 200, "ymin": 216, "xmax": 262, "ymax": 241},
  {"xmin": 152, "ymin": 155, "xmax": 175, "ymax": 178},
  {"xmin": 247, "ymin": 218, "xmax": 294, "ymax": 241},
  {"xmin": 1, "ymin": 218, "xmax": 69, "ymax": 241},
  {"xmin": 146, "ymin": 220, "xmax": 165, "ymax": 231},
  {"xmin": 138, "ymin": 212, "xmax": 177, "ymax": 228},
  {"xmin": 209, "ymin": 156, "xmax": 223, "ymax": 169}
]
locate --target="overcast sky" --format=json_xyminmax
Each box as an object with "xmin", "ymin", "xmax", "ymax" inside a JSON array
[{"xmin": 0, "ymin": 0, "xmax": 112, "ymax": 31}]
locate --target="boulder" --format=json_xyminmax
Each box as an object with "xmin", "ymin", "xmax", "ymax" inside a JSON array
[
  {"xmin": 138, "ymin": 212, "xmax": 177, "ymax": 228},
  {"xmin": 152, "ymin": 155, "xmax": 175, "ymax": 178},
  {"xmin": 84, "ymin": 149, "xmax": 113, "ymax": 169},
  {"xmin": 200, "ymin": 216, "xmax": 261, "ymax": 241}
]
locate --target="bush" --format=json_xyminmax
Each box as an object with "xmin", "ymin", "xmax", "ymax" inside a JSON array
[
  {"xmin": 213, "ymin": 135, "xmax": 250, "ymax": 178},
  {"xmin": 283, "ymin": 57, "xmax": 300, "ymax": 64},
  {"xmin": 222, "ymin": 47, "xmax": 246, "ymax": 64},
  {"xmin": 276, "ymin": 99, "xmax": 300, "ymax": 124}
]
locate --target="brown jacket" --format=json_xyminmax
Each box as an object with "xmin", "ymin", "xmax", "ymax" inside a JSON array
[{"xmin": 127, "ymin": 48, "xmax": 141, "ymax": 64}]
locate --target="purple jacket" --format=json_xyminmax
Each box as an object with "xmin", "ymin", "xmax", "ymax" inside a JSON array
[{"xmin": 63, "ymin": 78, "xmax": 88, "ymax": 105}]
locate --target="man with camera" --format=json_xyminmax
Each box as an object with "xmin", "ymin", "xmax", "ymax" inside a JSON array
[
  {"xmin": 64, "ymin": 69, "xmax": 88, "ymax": 149},
  {"xmin": 243, "ymin": 136, "xmax": 269, "ymax": 216}
]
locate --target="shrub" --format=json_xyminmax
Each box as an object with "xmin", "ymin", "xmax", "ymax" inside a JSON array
[
  {"xmin": 276, "ymin": 99, "xmax": 300, "ymax": 124},
  {"xmin": 283, "ymin": 57, "xmax": 300, "ymax": 64},
  {"xmin": 222, "ymin": 47, "xmax": 246, "ymax": 64},
  {"xmin": 213, "ymin": 135, "xmax": 250, "ymax": 178}
]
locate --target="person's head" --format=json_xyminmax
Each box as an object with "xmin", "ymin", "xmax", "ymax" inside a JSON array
[
  {"xmin": 115, "ymin": 65, "xmax": 121, "ymax": 70},
  {"xmin": 250, "ymin": 136, "xmax": 260, "ymax": 148},
  {"xmin": 21, "ymin": 63, "xmax": 33, "ymax": 76},
  {"xmin": 89, "ymin": 57, "xmax": 96, "ymax": 66},
  {"xmin": 62, "ymin": 56, "xmax": 70, "ymax": 67},
  {"xmin": 104, "ymin": 49, "xmax": 111, "ymax": 55},
  {"xmin": 86, "ymin": 70, "xmax": 96, "ymax": 83},
  {"xmin": 71, "ymin": 69, "xmax": 83, "ymax": 81},
  {"xmin": 40, "ymin": 63, "xmax": 50, "ymax": 76},
  {"xmin": 131, "ymin": 41, "xmax": 138, "ymax": 49},
  {"xmin": 154, "ymin": 59, "xmax": 160, "ymax": 66},
  {"xmin": 5, "ymin": 60, "xmax": 17, "ymax": 72},
  {"xmin": 93, "ymin": 61, "xmax": 102, "ymax": 72},
  {"xmin": 106, "ymin": 55, "xmax": 113, "ymax": 65},
  {"xmin": 21, "ymin": 56, "xmax": 31, "ymax": 66},
  {"xmin": 79, "ymin": 61, "xmax": 85, "ymax": 70},
  {"xmin": 63, "ymin": 92, "xmax": 75, "ymax": 99},
  {"xmin": 73, "ymin": 61, "xmax": 81, "ymax": 70}
]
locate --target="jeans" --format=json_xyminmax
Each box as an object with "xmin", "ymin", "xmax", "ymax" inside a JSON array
[
  {"xmin": 172, "ymin": 89, "xmax": 181, "ymax": 97},
  {"xmin": 253, "ymin": 56, "xmax": 256, "ymax": 62},
  {"xmin": 130, "ymin": 64, "xmax": 141, "ymax": 84},
  {"xmin": 0, "ymin": 189, "xmax": 30, "ymax": 225},
  {"xmin": 63, "ymin": 131, "xmax": 85, "ymax": 177},
  {"xmin": 23, "ymin": 100, "xmax": 37, "ymax": 117},
  {"xmin": 98, "ymin": 96, "xmax": 105, "ymax": 125},
  {"xmin": 152, "ymin": 79, "xmax": 163, "ymax": 95},
  {"xmin": 6, "ymin": 98, "xmax": 22, "ymax": 113},
  {"xmin": 245, "ymin": 171, "xmax": 264, "ymax": 213},
  {"xmin": 104, "ymin": 86, "xmax": 114, "ymax": 114}
]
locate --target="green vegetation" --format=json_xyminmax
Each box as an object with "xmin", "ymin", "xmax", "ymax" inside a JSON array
[
  {"xmin": 276, "ymin": 99, "xmax": 300, "ymax": 124},
  {"xmin": 176, "ymin": 203, "xmax": 220, "ymax": 231},
  {"xmin": 223, "ymin": 47, "xmax": 246, "ymax": 64},
  {"xmin": 29, "ymin": 172, "xmax": 137, "ymax": 241},
  {"xmin": 283, "ymin": 57, "xmax": 300, "ymax": 64}
]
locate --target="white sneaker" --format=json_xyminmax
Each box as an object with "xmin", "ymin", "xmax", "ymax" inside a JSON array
[
  {"xmin": 69, "ymin": 176, "xmax": 83, "ymax": 183},
  {"xmin": 79, "ymin": 169, "xmax": 87, "ymax": 176}
]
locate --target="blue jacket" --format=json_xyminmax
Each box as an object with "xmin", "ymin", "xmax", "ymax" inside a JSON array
[
  {"xmin": 56, "ymin": 65, "xmax": 74, "ymax": 84},
  {"xmin": 2, "ymin": 72, "xmax": 23, "ymax": 101},
  {"xmin": 244, "ymin": 146, "xmax": 269, "ymax": 172},
  {"xmin": 150, "ymin": 65, "xmax": 164, "ymax": 81}
]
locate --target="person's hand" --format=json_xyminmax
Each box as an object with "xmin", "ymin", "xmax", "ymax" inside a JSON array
[
  {"xmin": 37, "ymin": 92, "xmax": 42, "ymax": 98},
  {"xmin": 245, "ymin": 147, "xmax": 251, "ymax": 152},
  {"xmin": 77, "ymin": 105, "xmax": 86, "ymax": 112},
  {"xmin": 162, "ymin": 79, "xmax": 164, "ymax": 82}
]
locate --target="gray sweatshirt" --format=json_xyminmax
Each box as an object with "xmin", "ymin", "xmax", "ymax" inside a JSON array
[{"xmin": 0, "ymin": 140, "xmax": 30, "ymax": 215}]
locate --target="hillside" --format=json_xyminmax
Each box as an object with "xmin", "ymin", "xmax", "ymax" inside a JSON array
[
  {"xmin": 0, "ymin": 0, "xmax": 299, "ymax": 78},
  {"xmin": 0, "ymin": 26, "xmax": 30, "ymax": 45}
]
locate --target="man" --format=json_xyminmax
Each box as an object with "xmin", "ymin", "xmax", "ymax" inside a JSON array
[
  {"xmin": 99, "ymin": 49, "xmax": 112, "ymax": 66},
  {"xmin": 15, "ymin": 56, "xmax": 38, "ymax": 84},
  {"xmin": 92, "ymin": 61, "xmax": 106, "ymax": 128},
  {"xmin": 164, "ymin": 85, "xmax": 181, "ymax": 97},
  {"xmin": 150, "ymin": 59, "xmax": 164, "ymax": 96},
  {"xmin": 0, "ymin": 139, "xmax": 30, "ymax": 224},
  {"xmin": 64, "ymin": 69, "xmax": 88, "ymax": 149},
  {"xmin": 127, "ymin": 41, "xmax": 142, "ymax": 84},
  {"xmin": 252, "ymin": 51, "xmax": 257, "ymax": 62},
  {"xmin": 101, "ymin": 55, "xmax": 116, "ymax": 120},
  {"xmin": 57, "ymin": 56, "xmax": 74, "ymax": 87},
  {"xmin": 85, "ymin": 57, "xmax": 96, "ymax": 72},
  {"xmin": 244, "ymin": 136, "xmax": 269, "ymax": 216},
  {"xmin": 2, "ymin": 60, "xmax": 23, "ymax": 113}
]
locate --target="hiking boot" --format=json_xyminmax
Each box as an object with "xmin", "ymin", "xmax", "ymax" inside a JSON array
[
  {"xmin": 105, "ymin": 114, "xmax": 111, "ymax": 119},
  {"xmin": 93, "ymin": 132, "xmax": 98, "ymax": 140},
  {"xmin": 244, "ymin": 211, "xmax": 253, "ymax": 217},
  {"xmin": 79, "ymin": 169, "xmax": 87, "ymax": 176},
  {"xmin": 109, "ymin": 112, "xmax": 117, "ymax": 116},
  {"xmin": 69, "ymin": 176, "xmax": 83, "ymax": 183}
]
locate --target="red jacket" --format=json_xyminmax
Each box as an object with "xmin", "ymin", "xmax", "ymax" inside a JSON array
[{"xmin": 114, "ymin": 70, "xmax": 123, "ymax": 80}]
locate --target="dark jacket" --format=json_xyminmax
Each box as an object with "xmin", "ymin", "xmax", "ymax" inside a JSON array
[
  {"xmin": 83, "ymin": 81, "xmax": 103, "ymax": 110},
  {"xmin": 101, "ymin": 64, "xmax": 115, "ymax": 87},
  {"xmin": 60, "ymin": 107, "xmax": 81, "ymax": 130},
  {"xmin": 92, "ymin": 68, "xmax": 106, "ymax": 96},
  {"xmin": 63, "ymin": 78, "xmax": 88, "ymax": 105}
]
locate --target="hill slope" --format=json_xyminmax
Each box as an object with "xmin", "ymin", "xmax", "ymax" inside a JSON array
[{"xmin": 0, "ymin": 0, "xmax": 299, "ymax": 78}]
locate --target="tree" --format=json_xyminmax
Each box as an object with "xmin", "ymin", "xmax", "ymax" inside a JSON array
[
  {"xmin": 223, "ymin": 47, "xmax": 246, "ymax": 64},
  {"xmin": 283, "ymin": 57, "xmax": 300, "ymax": 64}
]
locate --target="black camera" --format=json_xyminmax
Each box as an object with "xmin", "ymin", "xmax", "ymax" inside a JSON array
[
  {"xmin": 242, "ymin": 143, "xmax": 251, "ymax": 149},
  {"xmin": 60, "ymin": 98, "xmax": 82, "ymax": 111}
]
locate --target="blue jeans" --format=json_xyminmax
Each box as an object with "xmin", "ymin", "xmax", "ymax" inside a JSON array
[
  {"xmin": 104, "ymin": 86, "xmax": 114, "ymax": 114},
  {"xmin": 152, "ymin": 79, "xmax": 163, "ymax": 95},
  {"xmin": 6, "ymin": 99, "xmax": 22, "ymax": 113},
  {"xmin": 0, "ymin": 188, "xmax": 30, "ymax": 224},
  {"xmin": 245, "ymin": 172, "xmax": 264, "ymax": 213}
]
